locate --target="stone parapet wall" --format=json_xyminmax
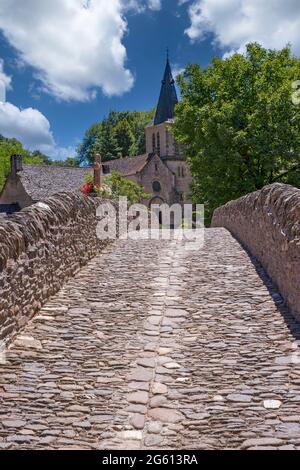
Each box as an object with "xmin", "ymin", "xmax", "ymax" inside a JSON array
[
  {"xmin": 212, "ymin": 183, "xmax": 300, "ymax": 319},
  {"xmin": 0, "ymin": 192, "xmax": 113, "ymax": 342}
]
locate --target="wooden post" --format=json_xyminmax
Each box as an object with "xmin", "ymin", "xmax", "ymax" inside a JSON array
[{"xmin": 93, "ymin": 153, "xmax": 102, "ymax": 188}]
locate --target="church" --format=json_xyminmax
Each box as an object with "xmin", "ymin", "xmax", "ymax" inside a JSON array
[
  {"xmin": 102, "ymin": 56, "xmax": 192, "ymax": 206},
  {"xmin": 0, "ymin": 57, "xmax": 192, "ymax": 213}
]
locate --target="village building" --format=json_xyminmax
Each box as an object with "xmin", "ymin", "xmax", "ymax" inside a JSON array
[
  {"xmin": 0, "ymin": 155, "xmax": 93, "ymax": 213},
  {"xmin": 0, "ymin": 56, "xmax": 192, "ymax": 214},
  {"xmin": 103, "ymin": 56, "xmax": 192, "ymax": 206}
]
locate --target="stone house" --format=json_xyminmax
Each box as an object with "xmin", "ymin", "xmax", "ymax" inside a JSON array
[
  {"xmin": 0, "ymin": 155, "xmax": 93, "ymax": 213},
  {"xmin": 0, "ymin": 57, "xmax": 192, "ymax": 213}
]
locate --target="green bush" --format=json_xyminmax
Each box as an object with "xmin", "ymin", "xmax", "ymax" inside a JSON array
[{"xmin": 104, "ymin": 171, "xmax": 150, "ymax": 204}]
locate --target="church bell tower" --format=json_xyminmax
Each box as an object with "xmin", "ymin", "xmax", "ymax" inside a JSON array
[
  {"xmin": 145, "ymin": 52, "xmax": 192, "ymax": 204},
  {"xmin": 145, "ymin": 53, "xmax": 182, "ymax": 159}
]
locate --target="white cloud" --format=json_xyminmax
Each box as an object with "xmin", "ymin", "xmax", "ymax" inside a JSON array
[
  {"xmin": 0, "ymin": 60, "xmax": 74, "ymax": 159},
  {"xmin": 185, "ymin": 0, "xmax": 300, "ymax": 55},
  {"xmin": 0, "ymin": 0, "xmax": 163, "ymax": 102},
  {"xmin": 147, "ymin": 0, "xmax": 162, "ymax": 11},
  {"xmin": 0, "ymin": 100, "xmax": 76, "ymax": 159},
  {"xmin": 0, "ymin": 59, "xmax": 11, "ymax": 103},
  {"xmin": 45, "ymin": 145, "xmax": 77, "ymax": 161},
  {"xmin": 0, "ymin": 1, "xmax": 163, "ymax": 157},
  {"xmin": 0, "ymin": 101, "xmax": 55, "ymax": 150},
  {"xmin": 127, "ymin": 0, "xmax": 162, "ymax": 12},
  {"xmin": 172, "ymin": 65, "xmax": 185, "ymax": 79},
  {"xmin": 0, "ymin": 0, "xmax": 136, "ymax": 102}
]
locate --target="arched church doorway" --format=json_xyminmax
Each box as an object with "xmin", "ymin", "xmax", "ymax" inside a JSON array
[
  {"xmin": 149, "ymin": 196, "xmax": 165, "ymax": 226},
  {"xmin": 149, "ymin": 196, "xmax": 165, "ymax": 206}
]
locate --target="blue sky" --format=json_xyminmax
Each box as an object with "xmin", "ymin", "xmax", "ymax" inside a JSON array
[{"xmin": 0, "ymin": 0, "xmax": 299, "ymax": 160}]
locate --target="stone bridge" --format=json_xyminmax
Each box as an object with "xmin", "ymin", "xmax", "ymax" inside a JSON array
[{"xmin": 0, "ymin": 184, "xmax": 300, "ymax": 450}]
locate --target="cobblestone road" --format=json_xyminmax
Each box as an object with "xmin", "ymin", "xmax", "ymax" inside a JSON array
[{"xmin": 1, "ymin": 228, "xmax": 300, "ymax": 450}]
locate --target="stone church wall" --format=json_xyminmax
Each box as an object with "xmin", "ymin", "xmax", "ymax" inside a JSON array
[
  {"xmin": 212, "ymin": 183, "xmax": 300, "ymax": 320},
  {"xmin": 139, "ymin": 154, "xmax": 175, "ymax": 205},
  {"xmin": 164, "ymin": 160, "xmax": 193, "ymax": 199},
  {"xmin": 0, "ymin": 193, "xmax": 116, "ymax": 343}
]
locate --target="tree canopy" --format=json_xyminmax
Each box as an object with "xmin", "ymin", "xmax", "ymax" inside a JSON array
[
  {"xmin": 77, "ymin": 109, "xmax": 155, "ymax": 165},
  {"xmin": 173, "ymin": 43, "xmax": 300, "ymax": 222}
]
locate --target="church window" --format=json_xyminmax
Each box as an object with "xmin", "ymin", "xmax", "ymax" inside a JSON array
[
  {"xmin": 152, "ymin": 133, "xmax": 156, "ymax": 152},
  {"xmin": 178, "ymin": 167, "xmax": 181, "ymax": 177},
  {"xmin": 157, "ymin": 132, "xmax": 161, "ymax": 156},
  {"xmin": 152, "ymin": 181, "xmax": 161, "ymax": 193},
  {"xmin": 155, "ymin": 163, "xmax": 158, "ymax": 172},
  {"xmin": 181, "ymin": 167, "xmax": 185, "ymax": 178}
]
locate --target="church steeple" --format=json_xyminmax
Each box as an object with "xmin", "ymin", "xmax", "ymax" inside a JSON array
[{"xmin": 154, "ymin": 53, "xmax": 178, "ymax": 126}]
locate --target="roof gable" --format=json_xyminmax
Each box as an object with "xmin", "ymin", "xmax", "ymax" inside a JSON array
[
  {"xmin": 140, "ymin": 153, "xmax": 175, "ymax": 177},
  {"xmin": 102, "ymin": 154, "xmax": 150, "ymax": 176}
]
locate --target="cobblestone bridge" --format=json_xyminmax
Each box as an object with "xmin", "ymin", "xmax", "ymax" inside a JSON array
[{"xmin": 1, "ymin": 228, "xmax": 300, "ymax": 450}]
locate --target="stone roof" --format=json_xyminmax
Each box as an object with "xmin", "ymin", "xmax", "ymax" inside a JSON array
[
  {"xmin": 19, "ymin": 164, "xmax": 92, "ymax": 201},
  {"xmin": 103, "ymin": 154, "xmax": 150, "ymax": 176},
  {"xmin": 12, "ymin": 155, "xmax": 151, "ymax": 202}
]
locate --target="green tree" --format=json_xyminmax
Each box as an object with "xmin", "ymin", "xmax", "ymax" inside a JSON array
[
  {"xmin": 105, "ymin": 171, "xmax": 149, "ymax": 204},
  {"xmin": 76, "ymin": 120, "xmax": 120, "ymax": 165},
  {"xmin": 173, "ymin": 43, "xmax": 300, "ymax": 222},
  {"xmin": 63, "ymin": 157, "xmax": 77, "ymax": 167},
  {"xmin": 76, "ymin": 123, "xmax": 102, "ymax": 165},
  {"xmin": 115, "ymin": 118, "xmax": 136, "ymax": 157},
  {"xmin": 76, "ymin": 108, "xmax": 155, "ymax": 165},
  {"xmin": 127, "ymin": 109, "xmax": 155, "ymax": 155},
  {"xmin": 31, "ymin": 150, "xmax": 52, "ymax": 165},
  {"xmin": 98, "ymin": 119, "xmax": 120, "ymax": 161},
  {"xmin": 49, "ymin": 157, "xmax": 78, "ymax": 167}
]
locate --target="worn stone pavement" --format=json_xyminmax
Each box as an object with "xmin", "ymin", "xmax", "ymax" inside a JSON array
[{"xmin": 1, "ymin": 228, "xmax": 300, "ymax": 450}]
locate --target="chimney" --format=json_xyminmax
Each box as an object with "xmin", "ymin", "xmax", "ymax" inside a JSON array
[
  {"xmin": 10, "ymin": 154, "xmax": 23, "ymax": 179},
  {"xmin": 93, "ymin": 153, "xmax": 102, "ymax": 188}
]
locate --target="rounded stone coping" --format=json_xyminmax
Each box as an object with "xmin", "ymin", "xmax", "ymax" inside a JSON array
[
  {"xmin": 212, "ymin": 183, "xmax": 300, "ymax": 242},
  {"xmin": 0, "ymin": 192, "xmax": 106, "ymax": 271}
]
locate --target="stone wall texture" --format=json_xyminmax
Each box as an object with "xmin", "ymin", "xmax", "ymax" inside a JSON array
[
  {"xmin": 0, "ymin": 192, "xmax": 113, "ymax": 342},
  {"xmin": 212, "ymin": 183, "xmax": 300, "ymax": 319}
]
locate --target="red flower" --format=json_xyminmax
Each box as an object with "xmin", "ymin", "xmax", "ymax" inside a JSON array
[{"xmin": 81, "ymin": 183, "xmax": 93, "ymax": 194}]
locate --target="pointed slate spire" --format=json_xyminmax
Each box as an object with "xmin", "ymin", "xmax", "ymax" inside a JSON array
[{"xmin": 154, "ymin": 53, "xmax": 178, "ymax": 125}]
